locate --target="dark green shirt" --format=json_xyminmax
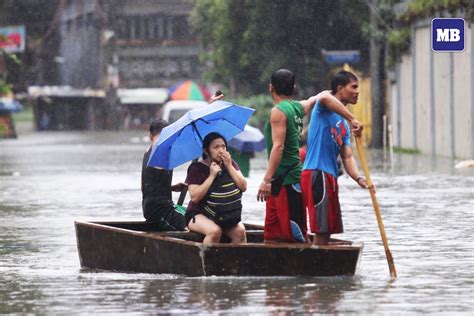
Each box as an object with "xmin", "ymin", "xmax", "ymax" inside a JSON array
[{"xmin": 264, "ymin": 100, "xmax": 304, "ymax": 185}]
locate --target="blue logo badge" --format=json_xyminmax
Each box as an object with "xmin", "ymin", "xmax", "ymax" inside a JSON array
[{"xmin": 432, "ymin": 18, "xmax": 465, "ymax": 52}]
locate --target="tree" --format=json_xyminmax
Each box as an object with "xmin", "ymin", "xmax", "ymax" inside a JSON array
[
  {"xmin": 192, "ymin": 0, "xmax": 370, "ymax": 97},
  {"xmin": 0, "ymin": 42, "xmax": 21, "ymax": 96}
]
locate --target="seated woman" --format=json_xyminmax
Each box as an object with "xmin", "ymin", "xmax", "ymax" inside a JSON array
[{"xmin": 185, "ymin": 132, "xmax": 247, "ymax": 244}]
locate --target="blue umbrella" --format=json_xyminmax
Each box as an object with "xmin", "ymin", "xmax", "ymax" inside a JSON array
[
  {"xmin": 0, "ymin": 98, "xmax": 23, "ymax": 112},
  {"xmin": 147, "ymin": 100, "xmax": 255, "ymax": 169},
  {"xmin": 229, "ymin": 124, "xmax": 266, "ymax": 153}
]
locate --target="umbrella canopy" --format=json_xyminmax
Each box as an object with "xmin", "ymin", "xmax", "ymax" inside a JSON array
[
  {"xmin": 148, "ymin": 100, "xmax": 255, "ymax": 170},
  {"xmin": 168, "ymin": 80, "xmax": 211, "ymax": 101},
  {"xmin": 0, "ymin": 98, "xmax": 23, "ymax": 112},
  {"xmin": 229, "ymin": 125, "xmax": 266, "ymax": 153}
]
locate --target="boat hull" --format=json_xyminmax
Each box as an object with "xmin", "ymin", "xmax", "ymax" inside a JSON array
[{"xmin": 75, "ymin": 221, "xmax": 363, "ymax": 277}]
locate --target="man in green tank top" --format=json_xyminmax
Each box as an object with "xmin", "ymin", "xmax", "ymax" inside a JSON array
[{"xmin": 257, "ymin": 69, "xmax": 362, "ymax": 242}]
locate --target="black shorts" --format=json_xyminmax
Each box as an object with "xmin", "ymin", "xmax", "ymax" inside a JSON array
[
  {"xmin": 185, "ymin": 209, "xmax": 241, "ymax": 230},
  {"xmin": 143, "ymin": 197, "xmax": 186, "ymax": 231}
]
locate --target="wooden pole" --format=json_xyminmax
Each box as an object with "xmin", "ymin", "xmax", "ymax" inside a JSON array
[{"xmin": 355, "ymin": 135, "xmax": 397, "ymax": 278}]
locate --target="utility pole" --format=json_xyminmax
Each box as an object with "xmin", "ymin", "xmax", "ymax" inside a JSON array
[
  {"xmin": 98, "ymin": 0, "xmax": 120, "ymax": 130},
  {"xmin": 369, "ymin": 0, "xmax": 387, "ymax": 148}
]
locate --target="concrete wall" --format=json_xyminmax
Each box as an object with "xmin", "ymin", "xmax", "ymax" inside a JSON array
[{"xmin": 390, "ymin": 22, "xmax": 473, "ymax": 159}]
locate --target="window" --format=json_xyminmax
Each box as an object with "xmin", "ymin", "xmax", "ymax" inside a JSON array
[
  {"xmin": 172, "ymin": 16, "xmax": 191, "ymax": 40},
  {"xmin": 66, "ymin": 19, "xmax": 73, "ymax": 32},
  {"xmin": 77, "ymin": 15, "xmax": 84, "ymax": 28},
  {"xmin": 116, "ymin": 14, "xmax": 194, "ymax": 41},
  {"xmin": 86, "ymin": 13, "xmax": 94, "ymax": 28},
  {"xmin": 116, "ymin": 17, "xmax": 126, "ymax": 39}
]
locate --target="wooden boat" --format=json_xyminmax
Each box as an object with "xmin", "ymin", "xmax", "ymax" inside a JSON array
[{"xmin": 75, "ymin": 221, "xmax": 363, "ymax": 277}]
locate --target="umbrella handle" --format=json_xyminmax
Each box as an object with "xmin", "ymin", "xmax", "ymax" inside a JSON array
[{"xmin": 177, "ymin": 187, "xmax": 188, "ymax": 206}]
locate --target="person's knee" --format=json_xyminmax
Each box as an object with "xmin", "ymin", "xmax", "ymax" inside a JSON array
[
  {"xmin": 236, "ymin": 227, "xmax": 247, "ymax": 243},
  {"xmin": 207, "ymin": 225, "xmax": 222, "ymax": 242},
  {"xmin": 232, "ymin": 224, "xmax": 247, "ymax": 243}
]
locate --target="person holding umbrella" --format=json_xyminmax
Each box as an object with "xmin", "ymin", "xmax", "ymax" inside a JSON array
[
  {"xmin": 141, "ymin": 95, "xmax": 226, "ymax": 231},
  {"xmin": 257, "ymin": 69, "xmax": 362, "ymax": 243},
  {"xmin": 146, "ymin": 96, "xmax": 255, "ymax": 243},
  {"xmin": 185, "ymin": 132, "xmax": 247, "ymax": 244}
]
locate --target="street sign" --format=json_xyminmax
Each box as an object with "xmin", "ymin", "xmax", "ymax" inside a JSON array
[
  {"xmin": 0, "ymin": 26, "xmax": 26, "ymax": 53},
  {"xmin": 322, "ymin": 50, "xmax": 360, "ymax": 64}
]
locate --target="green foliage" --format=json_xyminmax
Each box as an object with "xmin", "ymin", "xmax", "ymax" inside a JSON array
[
  {"xmin": 0, "ymin": 79, "xmax": 13, "ymax": 95},
  {"xmin": 388, "ymin": 0, "xmax": 472, "ymax": 64},
  {"xmin": 0, "ymin": 48, "xmax": 21, "ymax": 96},
  {"xmin": 192, "ymin": 0, "xmax": 370, "ymax": 96},
  {"xmin": 228, "ymin": 94, "xmax": 273, "ymax": 129},
  {"xmin": 393, "ymin": 146, "xmax": 421, "ymax": 154},
  {"xmin": 5, "ymin": 52, "xmax": 21, "ymax": 66},
  {"xmin": 399, "ymin": 0, "xmax": 473, "ymax": 24},
  {"xmin": 387, "ymin": 28, "xmax": 412, "ymax": 66}
]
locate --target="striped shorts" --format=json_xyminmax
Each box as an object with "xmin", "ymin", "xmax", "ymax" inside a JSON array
[{"xmin": 301, "ymin": 169, "xmax": 343, "ymax": 234}]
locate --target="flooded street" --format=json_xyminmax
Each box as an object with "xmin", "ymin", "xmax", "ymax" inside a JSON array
[{"xmin": 1, "ymin": 129, "xmax": 473, "ymax": 314}]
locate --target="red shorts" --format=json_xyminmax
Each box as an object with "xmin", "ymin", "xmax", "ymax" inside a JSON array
[
  {"xmin": 301, "ymin": 169, "xmax": 343, "ymax": 234},
  {"xmin": 264, "ymin": 184, "xmax": 307, "ymax": 242}
]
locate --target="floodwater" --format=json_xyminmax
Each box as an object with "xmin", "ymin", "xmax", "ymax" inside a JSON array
[{"xmin": 1, "ymin": 129, "xmax": 473, "ymax": 314}]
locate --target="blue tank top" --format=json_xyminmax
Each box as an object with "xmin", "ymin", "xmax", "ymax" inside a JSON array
[{"xmin": 303, "ymin": 100, "xmax": 351, "ymax": 177}]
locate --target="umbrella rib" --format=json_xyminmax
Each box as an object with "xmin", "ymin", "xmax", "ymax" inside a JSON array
[
  {"xmin": 195, "ymin": 117, "xmax": 243, "ymax": 133},
  {"xmin": 191, "ymin": 121, "xmax": 204, "ymax": 141},
  {"xmin": 173, "ymin": 115, "xmax": 246, "ymax": 144}
]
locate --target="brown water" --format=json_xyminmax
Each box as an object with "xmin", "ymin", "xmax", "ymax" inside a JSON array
[{"xmin": 1, "ymin": 130, "xmax": 473, "ymax": 314}]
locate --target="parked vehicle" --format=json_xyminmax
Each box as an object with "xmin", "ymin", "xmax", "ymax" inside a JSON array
[{"xmin": 160, "ymin": 100, "xmax": 208, "ymax": 123}]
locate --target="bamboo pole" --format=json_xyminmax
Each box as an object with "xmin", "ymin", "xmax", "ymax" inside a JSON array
[{"xmin": 355, "ymin": 135, "xmax": 397, "ymax": 278}]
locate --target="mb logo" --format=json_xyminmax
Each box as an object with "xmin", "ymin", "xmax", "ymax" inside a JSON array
[{"xmin": 432, "ymin": 18, "xmax": 465, "ymax": 52}]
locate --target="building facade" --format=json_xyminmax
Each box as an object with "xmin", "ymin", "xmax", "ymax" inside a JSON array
[
  {"xmin": 111, "ymin": 0, "xmax": 203, "ymax": 88},
  {"xmin": 57, "ymin": 0, "xmax": 203, "ymax": 90},
  {"xmin": 2, "ymin": 0, "xmax": 205, "ymax": 130}
]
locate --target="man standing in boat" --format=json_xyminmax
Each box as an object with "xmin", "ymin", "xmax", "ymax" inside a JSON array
[
  {"xmin": 301, "ymin": 70, "xmax": 368, "ymax": 245},
  {"xmin": 257, "ymin": 69, "xmax": 362, "ymax": 243},
  {"xmin": 141, "ymin": 119, "xmax": 187, "ymax": 230}
]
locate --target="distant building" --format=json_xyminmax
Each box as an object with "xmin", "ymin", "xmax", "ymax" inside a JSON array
[
  {"xmin": 2, "ymin": 0, "xmax": 206, "ymax": 130},
  {"xmin": 111, "ymin": 0, "xmax": 203, "ymax": 88},
  {"xmin": 0, "ymin": 0, "xmax": 61, "ymax": 89},
  {"xmin": 57, "ymin": 0, "xmax": 203, "ymax": 90}
]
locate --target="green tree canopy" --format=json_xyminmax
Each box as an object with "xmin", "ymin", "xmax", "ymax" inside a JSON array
[{"xmin": 192, "ymin": 0, "xmax": 370, "ymax": 97}]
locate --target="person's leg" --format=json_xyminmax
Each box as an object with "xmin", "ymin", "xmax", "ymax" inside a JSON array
[
  {"xmin": 287, "ymin": 184, "xmax": 306, "ymax": 242},
  {"xmin": 144, "ymin": 198, "xmax": 186, "ymax": 231},
  {"xmin": 263, "ymin": 195, "xmax": 278, "ymax": 241},
  {"xmin": 326, "ymin": 173, "xmax": 343, "ymax": 235},
  {"xmin": 315, "ymin": 233, "xmax": 330, "ymax": 245},
  {"xmin": 161, "ymin": 205, "xmax": 187, "ymax": 230},
  {"xmin": 264, "ymin": 187, "xmax": 295, "ymax": 242},
  {"xmin": 187, "ymin": 214, "xmax": 222, "ymax": 244},
  {"xmin": 308, "ymin": 170, "xmax": 343, "ymax": 245},
  {"xmin": 302, "ymin": 169, "xmax": 333, "ymax": 245},
  {"xmin": 224, "ymin": 222, "xmax": 247, "ymax": 243}
]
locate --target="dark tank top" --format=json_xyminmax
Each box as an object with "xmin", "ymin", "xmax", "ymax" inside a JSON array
[{"xmin": 141, "ymin": 147, "xmax": 173, "ymax": 200}]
